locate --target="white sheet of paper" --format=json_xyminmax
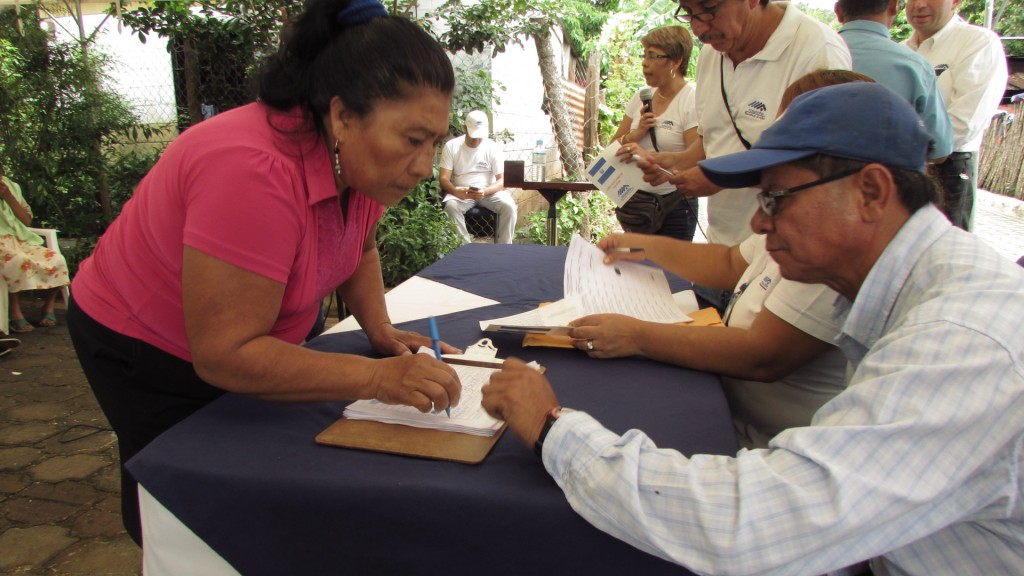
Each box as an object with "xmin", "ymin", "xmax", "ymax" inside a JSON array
[
  {"xmin": 583, "ymin": 141, "xmax": 650, "ymax": 207},
  {"xmin": 344, "ymin": 361, "xmax": 503, "ymax": 436},
  {"xmin": 564, "ymin": 235, "xmax": 688, "ymax": 323},
  {"xmin": 343, "ymin": 348, "xmax": 539, "ymax": 436},
  {"xmin": 323, "ymin": 276, "xmax": 500, "ymax": 335},
  {"xmin": 672, "ymin": 290, "xmax": 699, "ymax": 314},
  {"xmin": 479, "ymin": 299, "xmax": 576, "ymax": 335},
  {"xmin": 480, "ymin": 235, "xmax": 689, "ymax": 332}
]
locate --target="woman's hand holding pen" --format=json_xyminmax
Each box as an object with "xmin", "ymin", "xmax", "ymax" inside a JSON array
[
  {"xmin": 671, "ymin": 165, "xmax": 721, "ymax": 198},
  {"xmin": 597, "ymin": 233, "xmax": 650, "ymax": 265},
  {"xmin": 614, "ymin": 145, "xmax": 678, "ymax": 187},
  {"xmin": 369, "ymin": 353, "xmax": 462, "ymax": 414}
]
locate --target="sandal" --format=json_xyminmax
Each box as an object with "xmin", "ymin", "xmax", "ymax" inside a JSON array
[
  {"xmin": 37, "ymin": 311, "xmax": 57, "ymax": 328},
  {"xmin": 9, "ymin": 318, "xmax": 34, "ymax": 333}
]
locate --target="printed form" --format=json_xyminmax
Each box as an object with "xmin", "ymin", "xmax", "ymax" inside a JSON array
[
  {"xmin": 344, "ymin": 360, "xmax": 504, "ymax": 436},
  {"xmin": 480, "ymin": 235, "xmax": 689, "ymax": 333}
]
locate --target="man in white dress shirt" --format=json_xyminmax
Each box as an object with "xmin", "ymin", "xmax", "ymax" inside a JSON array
[
  {"xmin": 483, "ymin": 83, "xmax": 1024, "ymax": 575},
  {"xmin": 903, "ymin": 0, "xmax": 1007, "ymax": 229}
]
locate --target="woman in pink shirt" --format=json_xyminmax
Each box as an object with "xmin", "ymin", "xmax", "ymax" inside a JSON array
[{"xmin": 67, "ymin": 0, "xmax": 460, "ymax": 544}]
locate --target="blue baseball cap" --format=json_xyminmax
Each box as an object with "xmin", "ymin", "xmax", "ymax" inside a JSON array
[{"xmin": 699, "ymin": 83, "xmax": 933, "ymax": 189}]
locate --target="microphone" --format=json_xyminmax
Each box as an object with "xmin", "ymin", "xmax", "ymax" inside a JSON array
[{"xmin": 638, "ymin": 87, "xmax": 658, "ymax": 150}]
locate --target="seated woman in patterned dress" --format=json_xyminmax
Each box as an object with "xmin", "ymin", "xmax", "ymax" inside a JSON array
[{"xmin": 0, "ymin": 162, "xmax": 70, "ymax": 332}]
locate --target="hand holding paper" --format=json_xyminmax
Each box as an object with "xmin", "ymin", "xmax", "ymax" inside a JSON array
[
  {"xmin": 480, "ymin": 235, "xmax": 690, "ymax": 334},
  {"xmin": 583, "ymin": 141, "xmax": 649, "ymax": 207}
]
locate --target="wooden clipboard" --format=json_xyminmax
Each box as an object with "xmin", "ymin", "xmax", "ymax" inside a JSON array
[
  {"xmin": 315, "ymin": 419, "xmax": 507, "ymax": 465},
  {"xmin": 522, "ymin": 306, "xmax": 724, "ymax": 349},
  {"xmin": 315, "ymin": 358, "xmax": 540, "ymax": 464}
]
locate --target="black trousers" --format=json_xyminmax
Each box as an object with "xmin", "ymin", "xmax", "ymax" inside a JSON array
[
  {"xmin": 67, "ymin": 299, "xmax": 224, "ymax": 545},
  {"xmin": 933, "ymin": 151, "xmax": 976, "ymax": 230},
  {"xmin": 656, "ymin": 197, "xmax": 700, "ymax": 242}
]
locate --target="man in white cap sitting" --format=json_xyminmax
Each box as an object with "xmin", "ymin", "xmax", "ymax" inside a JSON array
[
  {"xmin": 438, "ymin": 110, "xmax": 516, "ymax": 244},
  {"xmin": 483, "ymin": 82, "xmax": 1024, "ymax": 575}
]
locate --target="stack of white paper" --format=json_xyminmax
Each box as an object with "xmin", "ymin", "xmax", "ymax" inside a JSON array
[{"xmin": 343, "ymin": 363, "xmax": 503, "ymax": 436}]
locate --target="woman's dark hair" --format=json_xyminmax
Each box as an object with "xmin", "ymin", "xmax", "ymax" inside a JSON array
[{"xmin": 254, "ymin": 0, "xmax": 455, "ymax": 135}]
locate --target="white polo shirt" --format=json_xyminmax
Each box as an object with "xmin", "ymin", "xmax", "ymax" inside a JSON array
[
  {"xmin": 439, "ymin": 136, "xmax": 504, "ymax": 200},
  {"xmin": 624, "ymin": 82, "xmax": 699, "ymax": 195},
  {"xmin": 721, "ymin": 234, "xmax": 847, "ymax": 449},
  {"xmin": 695, "ymin": 2, "xmax": 851, "ymax": 246}
]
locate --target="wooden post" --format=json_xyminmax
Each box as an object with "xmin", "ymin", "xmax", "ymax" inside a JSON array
[{"xmin": 583, "ymin": 50, "xmax": 601, "ymax": 164}]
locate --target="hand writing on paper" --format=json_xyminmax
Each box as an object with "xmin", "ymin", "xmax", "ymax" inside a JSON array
[
  {"xmin": 370, "ymin": 354, "xmax": 462, "ymax": 413},
  {"xmin": 481, "ymin": 358, "xmax": 559, "ymax": 447},
  {"xmin": 367, "ymin": 322, "xmax": 463, "ymax": 358},
  {"xmin": 569, "ymin": 314, "xmax": 645, "ymax": 359}
]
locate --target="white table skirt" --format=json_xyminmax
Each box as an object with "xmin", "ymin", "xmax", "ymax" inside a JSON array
[{"xmin": 139, "ymin": 485, "xmax": 240, "ymax": 576}]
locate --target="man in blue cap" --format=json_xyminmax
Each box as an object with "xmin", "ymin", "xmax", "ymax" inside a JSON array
[{"xmin": 483, "ymin": 83, "xmax": 1024, "ymax": 575}]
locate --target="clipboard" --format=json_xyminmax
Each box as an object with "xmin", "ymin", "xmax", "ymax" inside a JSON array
[
  {"xmin": 315, "ymin": 418, "xmax": 507, "ymax": 465},
  {"xmin": 316, "ymin": 347, "xmax": 541, "ymax": 465},
  {"xmin": 522, "ymin": 306, "xmax": 724, "ymax": 348}
]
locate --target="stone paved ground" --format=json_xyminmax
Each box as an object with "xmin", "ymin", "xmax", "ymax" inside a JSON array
[
  {"xmin": 0, "ymin": 298, "xmax": 141, "ymax": 576},
  {"xmin": 0, "ymin": 190, "xmax": 1021, "ymax": 575}
]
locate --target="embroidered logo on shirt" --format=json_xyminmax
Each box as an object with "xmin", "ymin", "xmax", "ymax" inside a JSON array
[
  {"xmin": 744, "ymin": 100, "xmax": 768, "ymax": 121},
  {"xmin": 758, "ymin": 275, "xmax": 773, "ymax": 291},
  {"xmin": 658, "ymin": 120, "xmax": 676, "ymax": 130}
]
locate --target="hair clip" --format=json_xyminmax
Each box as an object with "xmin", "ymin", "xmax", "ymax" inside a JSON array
[{"xmin": 337, "ymin": 0, "xmax": 388, "ymax": 27}]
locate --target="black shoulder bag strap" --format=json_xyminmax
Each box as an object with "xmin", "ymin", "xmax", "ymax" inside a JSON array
[{"xmin": 720, "ymin": 57, "xmax": 752, "ymax": 150}]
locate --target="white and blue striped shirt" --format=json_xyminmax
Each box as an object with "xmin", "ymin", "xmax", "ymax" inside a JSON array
[{"xmin": 546, "ymin": 205, "xmax": 1024, "ymax": 575}]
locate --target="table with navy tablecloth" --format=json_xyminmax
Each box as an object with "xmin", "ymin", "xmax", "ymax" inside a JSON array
[{"xmin": 128, "ymin": 243, "xmax": 740, "ymax": 576}]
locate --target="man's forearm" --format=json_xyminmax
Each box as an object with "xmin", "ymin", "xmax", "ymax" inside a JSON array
[{"xmin": 483, "ymin": 177, "xmax": 504, "ymax": 196}]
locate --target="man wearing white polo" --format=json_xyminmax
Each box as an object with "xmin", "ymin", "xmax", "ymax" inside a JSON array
[{"xmin": 438, "ymin": 111, "xmax": 516, "ymax": 244}]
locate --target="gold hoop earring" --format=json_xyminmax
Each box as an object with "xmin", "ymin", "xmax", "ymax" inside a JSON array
[{"xmin": 333, "ymin": 139, "xmax": 342, "ymax": 176}]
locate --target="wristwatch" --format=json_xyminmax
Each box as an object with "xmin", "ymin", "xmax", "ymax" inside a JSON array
[{"xmin": 533, "ymin": 406, "xmax": 574, "ymax": 457}]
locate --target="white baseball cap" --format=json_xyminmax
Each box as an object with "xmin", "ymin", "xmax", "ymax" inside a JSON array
[{"xmin": 465, "ymin": 110, "xmax": 488, "ymax": 139}]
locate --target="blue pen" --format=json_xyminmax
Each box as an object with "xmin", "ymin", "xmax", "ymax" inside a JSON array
[{"xmin": 428, "ymin": 316, "xmax": 451, "ymax": 418}]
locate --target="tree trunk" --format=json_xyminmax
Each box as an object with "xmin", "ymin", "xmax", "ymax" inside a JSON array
[
  {"xmin": 532, "ymin": 24, "xmax": 583, "ymax": 179},
  {"xmin": 183, "ymin": 36, "xmax": 204, "ymax": 126},
  {"xmin": 74, "ymin": 3, "xmax": 114, "ymax": 223}
]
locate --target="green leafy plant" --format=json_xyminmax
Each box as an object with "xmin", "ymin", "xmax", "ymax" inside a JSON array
[
  {"xmin": 518, "ymin": 192, "xmax": 619, "ymax": 246},
  {"xmin": 450, "ymin": 66, "xmax": 506, "ymax": 135},
  {"xmin": 376, "ymin": 175, "xmax": 462, "ymax": 287},
  {"xmin": 0, "ymin": 8, "xmax": 153, "ymax": 237}
]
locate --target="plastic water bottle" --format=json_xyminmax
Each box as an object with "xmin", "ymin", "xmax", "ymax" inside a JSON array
[{"xmin": 531, "ymin": 139, "xmax": 547, "ymax": 182}]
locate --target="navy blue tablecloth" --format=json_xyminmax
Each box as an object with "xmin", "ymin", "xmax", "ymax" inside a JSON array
[{"xmin": 127, "ymin": 244, "xmax": 738, "ymax": 576}]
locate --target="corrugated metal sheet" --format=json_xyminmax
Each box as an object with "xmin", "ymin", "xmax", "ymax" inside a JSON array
[{"xmin": 563, "ymin": 80, "xmax": 586, "ymax": 153}]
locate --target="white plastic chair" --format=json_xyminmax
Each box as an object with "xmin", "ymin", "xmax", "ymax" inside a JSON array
[{"xmin": 0, "ymin": 228, "xmax": 70, "ymax": 334}]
